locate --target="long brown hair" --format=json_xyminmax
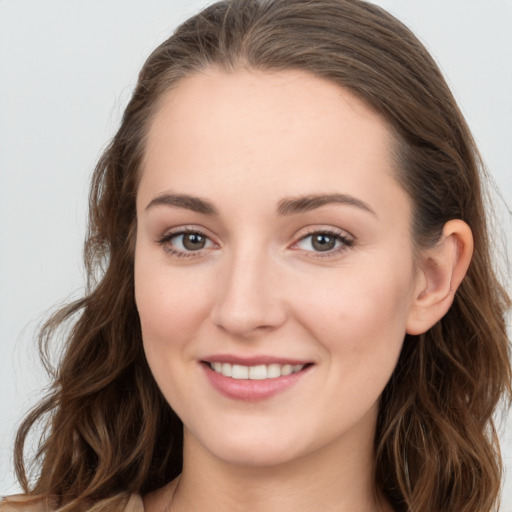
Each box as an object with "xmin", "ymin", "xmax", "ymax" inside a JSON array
[{"xmin": 9, "ymin": 1, "xmax": 510, "ymax": 511}]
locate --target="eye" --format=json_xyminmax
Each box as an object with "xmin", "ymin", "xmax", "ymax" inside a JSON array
[
  {"xmin": 294, "ymin": 230, "xmax": 354, "ymax": 255},
  {"xmin": 158, "ymin": 229, "xmax": 216, "ymax": 257},
  {"xmin": 174, "ymin": 232, "xmax": 209, "ymax": 251}
]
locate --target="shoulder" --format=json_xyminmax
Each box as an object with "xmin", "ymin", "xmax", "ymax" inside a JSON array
[
  {"xmin": 0, "ymin": 494, "xmax": 144, "ymax": 512},
  {"xmin": 0, "ymin": 495, "xmax": 54, "ymax": 512}
]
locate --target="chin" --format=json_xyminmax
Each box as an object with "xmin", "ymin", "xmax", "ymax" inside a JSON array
[
  {"xmin": 188, "ymin": 425, "xmax": 313, "ymax": 468},
  {"xmin": 215, "ymin": 443, "xmax": 305, "ymax": 468}
]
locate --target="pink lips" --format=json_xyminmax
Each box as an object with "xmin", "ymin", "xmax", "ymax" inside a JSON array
[{"xmin": 201, "ymin": 354, "xmax": 313, "ymax": 402}]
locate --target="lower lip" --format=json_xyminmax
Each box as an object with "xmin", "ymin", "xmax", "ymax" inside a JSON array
[{"xmin": 202, "ymin": 363, "xmax": 311, "ymax": 401}]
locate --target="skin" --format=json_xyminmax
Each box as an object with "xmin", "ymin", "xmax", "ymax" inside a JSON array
[{"xmin": 134, "ymin": 68, "xmax": 472, "ymax": 512}]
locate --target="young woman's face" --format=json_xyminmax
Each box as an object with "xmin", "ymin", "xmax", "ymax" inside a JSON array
[{"xmin": 135, "ymin": 69, "xmax": 421, "ymax": 468}]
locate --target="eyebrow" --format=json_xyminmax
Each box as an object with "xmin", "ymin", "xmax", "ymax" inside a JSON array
[
  {"xmin": 144, "ymin": 192, "xmax": 376, "ymax": 217},
  {"xmin": 145, "ymin": 193, "xmax": 218, "ymax": 215},
  {"xmin": 277, "ymin": 193, "xmax": 376, "ymax": 216}
]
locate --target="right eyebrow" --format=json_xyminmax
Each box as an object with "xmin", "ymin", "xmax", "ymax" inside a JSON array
[
  {"xmin": 277, "ymin": 193, "xmax": 377, "ymax": 217},
  {"xmin": 144, "ymin": 192, "xmax": 218, "ymax": 215}
]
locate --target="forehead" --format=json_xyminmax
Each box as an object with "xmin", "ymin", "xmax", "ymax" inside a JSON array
[
  {"xmin": 139, "ymin": 68, "xmax": 406, "ymax": 219},
  {"xmin": 144, "ymin": 68, "xmax": 394, "ymax": 161}
]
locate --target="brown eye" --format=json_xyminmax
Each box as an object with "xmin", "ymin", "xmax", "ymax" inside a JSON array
[
  {"xmin": 311, "ymin": 233, "xmax": 337, "ymax": 252},
  {"xmin": 181, "ymin": 233, "xmax": 207, "ymax": 251},
  {"xmin": 294, "ymin": 230, "xmax": 353, "ymax": 255},
  {"xmin": 160, "ymin": 230, "xmax": 215, "ymax": 256}
]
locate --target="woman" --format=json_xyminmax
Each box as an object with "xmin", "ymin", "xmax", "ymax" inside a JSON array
[{"xmin": 2, "ymin": 0, "xmax": 510, "ymax": 511}]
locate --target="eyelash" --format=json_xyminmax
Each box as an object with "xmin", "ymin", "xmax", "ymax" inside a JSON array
[{"xmin": 157, "ymin": 227, "xmax": 355, "ymax": 259}]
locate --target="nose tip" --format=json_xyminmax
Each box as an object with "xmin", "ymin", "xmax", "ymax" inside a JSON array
[
  {"xmin": 210, "ymin": 258, "xmax": 287, "ymax": 338},
  {"xmin": 213, "ymin": 307, "xmax": 275, "ymax": 338}
]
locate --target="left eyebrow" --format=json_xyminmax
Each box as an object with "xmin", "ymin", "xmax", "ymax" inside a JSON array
[
  {"xmin": 145, "ymin": 192, "xmax": 218, "ymax": 215},
  {"xmin": 277, "ymin": 193, "xmax": 377, "ymax": 216}
]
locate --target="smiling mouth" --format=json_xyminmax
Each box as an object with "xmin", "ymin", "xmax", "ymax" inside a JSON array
[
  {"xmin": 205, "ymin": 362, "xmax": 310, "ymax": 380},
  {"xmin": 201, "ymin": 360, "xmax": 314, "ymax": 400}
]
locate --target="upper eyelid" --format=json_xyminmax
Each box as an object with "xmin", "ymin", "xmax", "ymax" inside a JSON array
[
  {"xmin": 293, "ymin": 225, "xmax": 354, "ymax": 241},
  {"xmin": 159, "ymin": 225, "xmax": 216, "ymax": 241}
]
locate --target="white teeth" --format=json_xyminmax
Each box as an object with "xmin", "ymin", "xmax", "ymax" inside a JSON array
[
  {"xmin": 267, "ymin": 363, "xmax": 281, "ymax": 379},
  {"xmin": 231, "ymin": 364, "xmax": 249, "ymax": 379},
  {"xmin": 249, "ymin": 365, "xmax": 267, "ymax": 380},
  {"xmin": 209, "ymin": 362, "xmax": 306, "ymax": 379},
  {"xmin": 222, "ymin": 363, "xmax": 232, "ymax": 377},
  {"xmin": 281, "ymin": 364, "xmax": 293, "ymax": 376}
]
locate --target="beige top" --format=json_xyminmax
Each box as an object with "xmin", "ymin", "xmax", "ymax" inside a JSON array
[{"xmin": 0, "ymin": 494, "xmax": 144, "ymax": 512}]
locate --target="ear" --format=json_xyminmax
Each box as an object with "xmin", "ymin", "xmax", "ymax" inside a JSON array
[{"xmin": 406, "ymin": 219, "xmax": 473, "ymax": 335}]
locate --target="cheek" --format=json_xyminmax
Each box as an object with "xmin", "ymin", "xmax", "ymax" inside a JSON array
[
  {"xmin": 295, "ymin": 258, "xmax": 415, "ymax": 365},
  {"xmin": 134, "ymin": 256, "xmax": 213, "ymax": 354},
  {"xmin": 134, "ymin": 257, "xmax": 217, "ymax": 412}
]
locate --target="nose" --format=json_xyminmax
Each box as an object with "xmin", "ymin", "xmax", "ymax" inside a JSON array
[{"xmin": 210, "ymin": 250, "xmax": 287, "ymax": 338}]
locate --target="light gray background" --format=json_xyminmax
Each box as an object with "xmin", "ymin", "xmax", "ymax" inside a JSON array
[{"xmin": 1, "ymin": 0, "xmax": 511, "ymax": 507}]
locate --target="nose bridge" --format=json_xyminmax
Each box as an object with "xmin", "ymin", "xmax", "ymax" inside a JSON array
[{"xmin": 211, "ymin": 242, "xmax": 286, "ymax": 337}]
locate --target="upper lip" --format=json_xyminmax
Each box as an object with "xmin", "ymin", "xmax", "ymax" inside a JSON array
[{"xmin": 201, "ymin": 354, "xmax": 313, "ymax": 366}]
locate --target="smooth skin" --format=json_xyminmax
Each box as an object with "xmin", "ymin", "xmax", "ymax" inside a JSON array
[{"xmin": 135, "ymin": 68, "xmax": 473, "ymax": 512}]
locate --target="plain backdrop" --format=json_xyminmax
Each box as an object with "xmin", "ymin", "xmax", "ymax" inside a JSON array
[{"xmin": 1, "ymin": 0, "xmax": 511, "ymax": 507}]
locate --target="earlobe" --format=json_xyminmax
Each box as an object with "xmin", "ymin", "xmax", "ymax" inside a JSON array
[{"xmin": 406, "ymin": 220, "xmax": 473, "ymax": 335}]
